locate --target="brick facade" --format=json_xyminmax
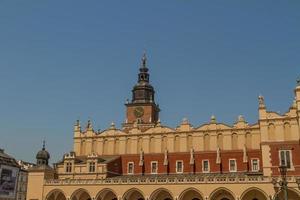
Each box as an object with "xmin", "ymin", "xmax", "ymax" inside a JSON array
[{"xmin": 121, "ymin": 150, "xmax": 263, "ymax": 175}]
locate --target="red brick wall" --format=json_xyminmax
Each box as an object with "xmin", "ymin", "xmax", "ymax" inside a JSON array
[
  {"xmin": 120, "ymin": 150, "xmax": 262, "ymax": 175},
  {"xmin": 268, "ymin": 141, "xmax": 300, "ymax": 176},
  {"xmin": 106, "ymin": 157, "xmax": 122, "ymax": 177},
  {"xmin": 126, "ymin": 105, "xmax": 156, "ymax": 124},
  {"xmin": 126, "ymin": 104, "xmax": 158, "ymax": 123}
]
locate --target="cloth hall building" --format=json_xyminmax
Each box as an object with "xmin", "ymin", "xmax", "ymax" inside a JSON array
[{"xmin": 27, "ymin": 55, "xmax": 300, "ymax": 200}]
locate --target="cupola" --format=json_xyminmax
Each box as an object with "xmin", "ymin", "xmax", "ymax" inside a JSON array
[{"xmin": 36, "ymin": 140, "xmax": 50, "ymax": 166}]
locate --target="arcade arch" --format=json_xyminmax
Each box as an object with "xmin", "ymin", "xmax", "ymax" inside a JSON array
[
  {"xmin": 46, "ymin": 189, "xmax": 66, "ymax": 200},
  {"xmin": 210, "ymin": 188, "xmax": 235, "ymax": 200},
  {"xmin": 276, "ymin": 188, "xmax": 300, "ymax": 200},
  {"xmin": 178, "ymin": 188, "xmax": 204, "ymax": 200},
  {"xmin": 70, "ymin": 188, "xmax": 92, "ymax": 200},
  {"xmin": 149, "ymin": 188, "xmax": 173, "ymax": 200},
  {"xmin": 123, "ymin": 188, "xmax": 145, "ymax": 200},
  {"xmin": 96, "ymin": 188, "xmax": 118, "ymax": 200},
  {"xmin": 240, "ymin": 187, "xmax": 268, "ymax": 200}
]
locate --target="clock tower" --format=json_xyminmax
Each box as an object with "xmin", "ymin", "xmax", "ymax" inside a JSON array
[{"xmin": 123, "ymin": 53, "xmax": 160, "ymax": 130}]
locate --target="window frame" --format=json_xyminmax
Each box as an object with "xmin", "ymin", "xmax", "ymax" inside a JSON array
[
  {"xmin": 127, "ymin": 162, "xmax": 134, "ymax": 175},
  {"xmin": 279, "ymin": 150, "xmax": 293, "ymax": 170},
  {"xmin": 88, "ymin": 161, "xmax": 96, "ymax": 173},
  {"xmin": 229, "ymin": 159, "xmax": 237, "ymax": 172},
  {"xmin": 65, "ymin": 162, "xmax": 72, "ymax": 173},
  {"xmin": 251, "ymin": 158, "xmax": 260, "ymax": 172},
  {"xmin": 202, "ymin": 159, "xmax": 210, "ymax": 173},
  {"xmin": 176, "ymin": 160, "xmax": 184, "ymax": 174},
  {"xmin": 150, "ymin": 161, "xmax": 158, "ymax": 174}
]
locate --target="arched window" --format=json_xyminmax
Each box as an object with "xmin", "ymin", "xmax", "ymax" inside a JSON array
[
  {"xmin": 174, "ymin": 135, "xmax": 180, "ymax": 152},
  {"xmin": 149, "ymin": 137, "xmax": 155, "ymax": 153},
  {"xmin": 81, "ymin": 140, "xmax": 86, "ymax": 155},
  {"xmin": 232, "ymin": 133, "xmax": 238, "ymax": 150},
  {"xmin": 204, "ymin": 134, "xmax": 210, "ymax": 151},
  {"xmin": 137, "ymin": 137, "xmax": 143, "ymax": 152},
  {"xmin": 126, "ymin": 138, "xmax": 132, "ymax": 154},
  {"xmin": 245, "ymin": 132, "xmax": 252, "ymax": 149},
  {"xmin": 114, "ymin": 139, "xmax": 119, "ymax": 154},
  {"xmin": 161, "ymin": 136, "xmax": 167, "ymax": 152},
  {"xmin": 92, "ymin": 140, "xmax": 97, "ymax": 153},
  {"xmin": 217, "ymin": 133, "xmax": 223, "ymax": 149},
  {"xmin": 103, "ymin": 139, "xmax": 108, "ymax": 155},
  {"xmin": 187, "ymin": 135, "xmax": 193, "ymax": 150},
  {"xmin": 268, "ymin": 123, "xmax": 276, "ymax": 140},
  {"xmin": 284, "ymin": 122, "xmax": 291, "ymax": 140}
]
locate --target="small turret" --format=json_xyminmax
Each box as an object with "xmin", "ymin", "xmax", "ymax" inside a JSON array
[
  {"xmin": 28, "ymin": 141, "xmax": 55, "ymax": 200},
  {"xmin": 36, "ymin": 140, "xmax": 50, "ymax": 166},
  {"xmin": 258, "ymin": 95, "xmax": 267, "ymax": 120},
  {"xmin": 74, "ymin": 119, "xmax": 81, "ymax": 132},
  {"xmin": 258, "ymin": 95, "xmax": 266, "ymax": 109}
]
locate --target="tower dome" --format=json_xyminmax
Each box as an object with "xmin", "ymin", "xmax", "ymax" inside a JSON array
[
  {"xmin": 36, "ymin": 140, "xmax": 50, "ymax": 166},
  {"xmin": 131, "ymin": 52, "xmax": 155, "ymax": 104}
]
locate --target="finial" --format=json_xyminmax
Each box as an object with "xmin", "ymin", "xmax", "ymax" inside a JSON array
[
  {"xmin": 74, "ymin": 119, "xmax": 81, "ymax": 132},
  {"xmin": 42, "ymin": 140, "xmax": 46, "ymax": 150},
  {"xmin": 87, "ymin": 119, "xmax": 93, "ymax": 130},
  {"xmin": 292, "ymin": 97, "xmax": 297, "ymax": 108},
  {"xmin": 110, "ymin": 122, "xmax": 116, "ymax": 130},
  {"xmin": 210, "ymin": 115, "xmax": 216, "ymax": 123},
  {"xmin": 163, "ymin": 149, "xmax": 168, "ymax": 166},
  {"xmin": 182, "ymin": 117, "xmax": 189, "ymax": 124},
  {"xmin": 243, "ymin": 144, "xmax": 248, "ymax": 163},
  {"xmin": 216, "ymin": 146, "xmax": 221, "ymax": 164},
  {"xmin": 258, "ymin": 95, "xmax": 265, "ymax": 108},
  {"xmin": 189, "ymin": 148, "xmax": 195, "ymax": 165},
  {"xmin": 297, "ymin": 76, "xmax": 300, "ymax": 87},
  {"xmin": 141, "ymin": 51, "xmax": 147, "ymax": 68},
  {"xmin": 156, "ymin": 118, "xmax": 161, "ymax": 127},
  {"xmin": 237, "ymin": 115, "xmax": 245, "ymax": 123}
]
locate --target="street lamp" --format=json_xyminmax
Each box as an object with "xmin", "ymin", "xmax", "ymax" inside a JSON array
[
  {"xmin": 296, "ymin": 178, "xmax": 300, "ymax": 189},
  {"xmin": 271, "ymin": 165, "xmax": 288, "ymax": 200},
  {"xmin": 279, "ymin": 165, "xmax": 288, "ymax": 200}
]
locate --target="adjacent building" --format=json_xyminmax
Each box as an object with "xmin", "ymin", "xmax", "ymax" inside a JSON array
[
  {"xmin": 0, "ymin": 149, "xmax": 20, "ymax": 200},
  {"xmin": 16, "ymin": 160, "xmax": 35, "ymax": 200},
  {"xmin": 27, "ymin": 55, "xmax": 300, "ymax": 200}
]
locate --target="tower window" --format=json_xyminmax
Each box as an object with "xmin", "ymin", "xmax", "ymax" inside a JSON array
[
  {"xmin": 65, "ymin": 162, "xmax": 72, "ymax": 173},
  {"xmin": 229, "ymin": 159, "xmax": 237, "ymax": 172},
  {"xmin": 151, "ymin": 161, "xmax": 158, "ymax": 174},
  {"xmin": 127, "ymin": 162, "xmax": 134, "ymax": 174},
  {"xmin": 89, "ymin": 161, "xmax": 96, "ymax": 172}
]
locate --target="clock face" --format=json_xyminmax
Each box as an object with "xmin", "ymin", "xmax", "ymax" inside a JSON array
[{"xmin": 134, "ymin": 107, "xmax": 144, "ymax": 118}]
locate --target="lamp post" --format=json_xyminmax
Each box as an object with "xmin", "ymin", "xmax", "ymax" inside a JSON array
[
  {"xmin": 279, "ymin": 166, "xmax": 288, "ymax": 200},
  {"xmin": 271, "ymin": 165, "xmax": 288, "ymax": 200},
  {"xmin": 296, "ymin": 178, "xmax": 300, "ymax": 189}
]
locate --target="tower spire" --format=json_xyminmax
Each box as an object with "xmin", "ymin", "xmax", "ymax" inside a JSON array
[
  {"xmin": 141, "ymin": 51, "xmax": 147, "ymax": 68},
  {"xmin": 42, "ymin": 140, "xmax": 45, "ymax": 150},
  {"xmin": 138, "ymin": 52, "xmax": 149, "ymax": 83},
  {"xmin": 123, "ymin": 53, "xmax": 160, "ymax": 129}
]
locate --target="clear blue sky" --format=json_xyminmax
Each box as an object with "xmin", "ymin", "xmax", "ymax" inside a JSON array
[{"xmin": 0, "ymin": 1, "xmax": 299, "ymax": 163}]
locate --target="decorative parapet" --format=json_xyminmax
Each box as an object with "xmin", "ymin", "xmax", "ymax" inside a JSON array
[
  {"xmin": 64, "ymin": 152, "xmax": 76, "ymax": 160},
  {"xmin": 44, "ymin": 174, "xmax": 299, "ymax": 186}
]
